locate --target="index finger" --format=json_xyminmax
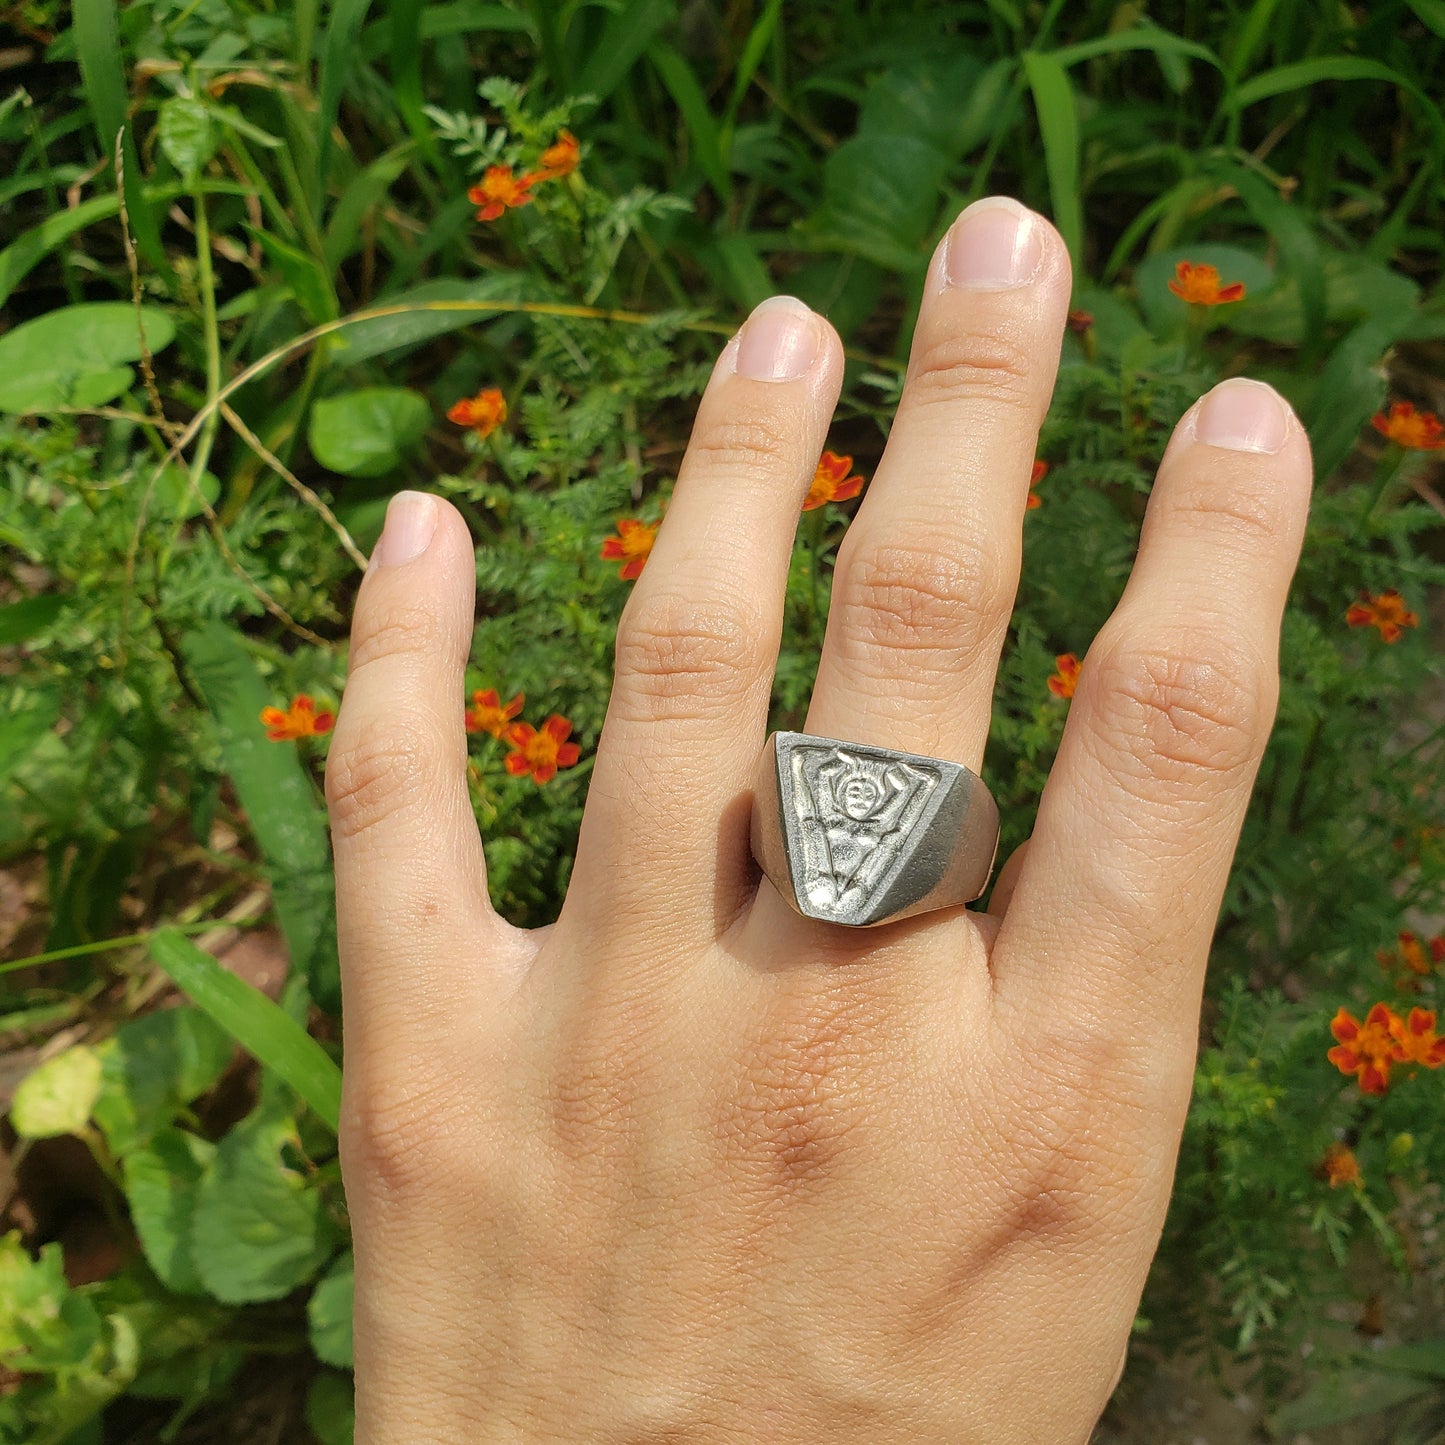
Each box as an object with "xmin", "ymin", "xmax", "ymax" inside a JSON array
[{"xmin": 991, "ymin": 379, "xmax": 1312, "ymax": 1053}]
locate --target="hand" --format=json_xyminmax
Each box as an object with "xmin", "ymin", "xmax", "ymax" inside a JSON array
[{"xmin": 326, "ymin": 197, "xmax": 1311, "ymax": 1443}]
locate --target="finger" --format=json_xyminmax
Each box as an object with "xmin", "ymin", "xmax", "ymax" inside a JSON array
[
  {"xmin": 986, "ymin": 839, "xmax": 1030, "ymax": 918},
  {"xmin": 992, "ymin": 380, "xmax": 1312, "ymax": 1049},
  {"xmin": 804, "ymin": 198, "xmax": 1071, "ymax": 768},
  {"xmin": 327, "ymin": 493, "xmax": 517, "ymax": 1044},
  {"xmin": 566, "ymin": 298, "xmax": 845, "ymax": 941}
]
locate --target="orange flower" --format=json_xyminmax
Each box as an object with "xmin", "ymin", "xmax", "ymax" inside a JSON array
[
  {"xmin": 1371, "ymin": 401, "xmax": 1445, "ymax": 451},
  {"xmin": 1066, "ymin": 309, "xmax": 1095, "ymax": 333},
  {"xmin": 1397, "ymin": 931, "xmax": 1445, "ymax": 977},
  {"xmin": 468, "ymin": 165, "xmax": 537, "ymax": 221},
  {"xmin": 1389, "ymin": 1007, "xmax": 1445, "ymax": 1068},
  {"xmin": 600, "ymin": 517, "xmax": 659, "ymax": 580},
  {"xmin": 1026, "ymin": 459, "xmax": 1048, "ymax": 510},
  {"xmin": 465, "ymin": 688, "xmax": 524, "ymax": 738},
  {"xmin": 260, "ymin": 694, "xmax": 334, "ymax": 741},
  {"xmin": 447, "ymin": 387, "xmax": 507, "ymax": 439},
  {"xmin": 1047, "ymin": 652, "xmax": 1081, "ymax": 700},
  {"xmin": 1328, "ymin": 1003, "xmax": 1404, "ymax": 1095},
  {"xmin": 1346, "ymin": 589, "xmax": 1418, "ymax": 643},
  {"xmin": 537, "ymin": 129, "xmax": 580, "ymax": 179},
  {"xmin": 1320, "ymin": 1142, "xmax": 1362, "ymax": 1189},
  {"xmin": 505, "ymin": 714, "xmax": 581, "ymax": 784},
  {"xmin": 803, "ymin": 451, "xmax": 865, "ymax": 511},
  {"xmin": 1167, "ymin": 260, "xmax": 1246, "ymax": 306}
]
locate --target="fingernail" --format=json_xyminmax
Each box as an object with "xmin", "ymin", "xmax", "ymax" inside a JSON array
[
  {"xmin": 735, "ymin": 296, "xmax": 820, "ymax": 382},
  {"xmin": 372, "ymin": 490, "xmax": 438, "ymax": 568},
  {"xmin": 944, "ymin": 198, "xmax": 1043, "ymax": 290},
  {"xmin": 1193, "ymin": 379, "xmax": 1290, "ymax": 454}
]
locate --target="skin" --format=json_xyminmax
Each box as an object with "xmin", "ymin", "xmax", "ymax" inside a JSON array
[{"xmin": 326, "ymin": 198, "xmax": 1313, "ymax": 1443}]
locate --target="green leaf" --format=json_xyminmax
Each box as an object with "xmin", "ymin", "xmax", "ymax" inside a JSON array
[
  {"xmin": 576, "ymin": 0, "xmax": 674, "ymax": 105},
  {"xmin": 181, "ymin": 623, "xmax": 337, "ymax": 1004},
  {"xmin": 648, "ymin": 44, "xmax": 730, "ymax": 198},
  {"xmin": 9, "ymin": 1046, "xmax": 103, "ymax": 1140},
  {"xmin": 255, "ymin": 230, "xmax": 339, "ymax": 325},
  {"xmin": 150, "ymin": 464, "xmax": 221, "ymax": 522},
  {"xmin": 156, "ymin": 97, "xmax": 217, "ymax": 179},
  {"xmin": 1271, "ymin": 1360, "xmax": 1437, "ymax": 1430},
  {"xmin": 0, "ymin": 595, "xmax": 66, "ymax": 647},
  {"xmin": 316, "ymin": 0, "xmax": 376, "ymax": 202},
  {"xmin": 822, "ymin": 131, "xmax": 948, "ymax": 252},
  {"xmin": 0, "ymin": 689, "xmax": 60, "ymax": 786},
  {"xmin": 307, "ymin": 1250, "xmax": 354, "ymax": 1367},
  {"xmin": 0, "ymin": 304, "xmax": 176, "ymax": 415},
  {"xmin": 149, "ymin": 930, "xmax": 341, "ymax": 1131},
  {"xmin": 90, "ymin": 1007, "xmax": 233, "ymax": 1155},
  {"xmin": 328, "ymin": 273, "xmax": 535, "ymax": 364},
  {"xmin": 121, "ymin": 1129, "xmax": 215, "ymax": 1295},
  {"xmin": 190, "ymin": 1104, "xmax": 341, "ymax": 1303},
  {"xmin": 1022, "ymin": 51, "xmax": 1081, "ymax": 265},
  {"xmin": 308, "ymin": 387, "xmax": 431, "ymax": 477},
  {"xmin": 1406, "ymin": 0, "xmax": 1445, "ymax": 36},
  {"xmin": 307, "ymin": 1371, "xmax": 356, "ymax": 1445}
]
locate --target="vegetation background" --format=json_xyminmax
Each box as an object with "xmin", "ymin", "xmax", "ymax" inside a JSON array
[{"xmin": 1, "ymin": 0, "xmax": 1444, "ymax": 1439}]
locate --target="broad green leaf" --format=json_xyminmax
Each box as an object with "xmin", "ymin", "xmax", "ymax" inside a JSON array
[
  {"xmin": 121, "ymin": 1129, "xmax": 215, "ymax": 1295},
  {"xmin": 307, "ymin": 1370, "xmax": 356, "ymax": 1445},
  {"xmin": 157, "ymin": 97, "xmax": 217, "ymax": 179},
  {"xmin": 822, "ymin": 131, "xmax": 948, "ymax": 252},
  {"xmin": 180, "ymin": 624, "xmax": 337, "ymax": 1005},
  {"xmin": 308, "ymin": 387, "xmax": 431, "ymax": 477},
  {"xmin": 190, "ymin": 1105, "xmax": 341, "ymax": 1303},
  {"xmin": 328, "ymin": 273, "xmax": 537, "ymax": 365},
  {"xmin": 9, "ymin": 1046, "xmax": 103, "ymax": 1140},
  {"xmin": 1022, "ymin": 51, "xmax": 1081, "ymax": 264},
  {"xmin": 90, "ymin": 1007, "xmax": 233, "ymax": 1155},
  {"xmin": 307, "ymin": 1250, "xmax": 354, "ymax": 1367},
  {"xmin": 148, "ymin": 931, "xmax": 341, "ymax": 1131},
  {"xmin": 1406, "ymin": 0, "xmax": 1445, "ymax": 36},
  {"xmin": 0, "ymin": 690, "xmax": 60, "ymax": 786},
  {"xmin": 150, "ymin": 464, "xmax": 221, "ymax": 522},
  {"xmin": 0, "ymin": 1233, "xmax": 71, "ymax": 1355},
  {"xmin": 0, "ymin": 304, "xmax": 176, "ymax": 415},
  {"xmin": 0, "ymin": 595, "xmax": 66, "ymax": 647}
]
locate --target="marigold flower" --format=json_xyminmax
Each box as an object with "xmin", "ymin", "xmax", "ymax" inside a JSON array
[
  {"xmin": 600, "ymin": 517, "xmax": 659, "ymax": 580},
  {"xmin": 537, "ymin": 129, "xmax": 580, "ymax": 179},
  {"xmin": 1026, "ymin": 459, "xmax": 1048, "ymax": 510},
  {"xmin": 505, "ymin": 714, "xmax": 581, "ymax": 784},
  {"xmin": 1345, "ymin": 589, "xmax": 1418, "ymax": 643},
  {"xmin": 1371, "ymin": 401, "xmax": 1445, "ymax": 451},
  {"xmin": 1389, "ymin": 1007, "xmax": 1445, "ymax": 1068},
  {"xmin": 803, "ymin": 451, "xmax": 865, "ymax": 511},
  {"xmin": 260, "ymin": 694, "xmax": 334, "ymax": 741},
  {"xmin": 1320, "ymin": 1142, "xmax": 1362, "ymax": 1189},
  {"xmin": 1396, "ymin": 930, "xmax": 1445, "ymax": 977},
  {"xmin": 1167, "ymin": 260, "xmax": 1246, "ymax": 306},
  {"xmin": 465, "ymin": 688, "xmax": 524, "ymax": 739},
  {"xmin": 1328, "ymin": 1003, "xmax": 1404, "ymax": 1095},
  {"xmin": 447, "ymin": 387, "xmax": 507, "ymax": 439},
  {"xmin": 1047, "ymin": 652, "xmax": 1081, "ymax": 700},
  {"xmin": 468, "ymin": 165, "xmax": 537, "ymax": 221}
]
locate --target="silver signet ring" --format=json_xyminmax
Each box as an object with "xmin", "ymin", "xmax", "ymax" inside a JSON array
[{"xmin": 750, "ymin": 731, "xmax": 1001, "ymax": 928}]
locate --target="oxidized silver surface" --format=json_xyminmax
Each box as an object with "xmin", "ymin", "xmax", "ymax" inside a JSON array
[{"xmin": 750, "ymin": 731, "xmax": 1000, "ymax": 927}]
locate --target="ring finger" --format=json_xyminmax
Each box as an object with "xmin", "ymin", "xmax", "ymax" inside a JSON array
[{"xmin": 804, "ymin": 197, "xmax": 1072, "ymax": 769}]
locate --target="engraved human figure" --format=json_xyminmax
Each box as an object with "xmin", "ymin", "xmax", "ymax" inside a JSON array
[{"xmin": 798, "ymin": 750, "xmax": 932, "ymax": 908}]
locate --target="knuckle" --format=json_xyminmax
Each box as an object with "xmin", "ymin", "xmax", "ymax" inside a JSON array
[
  {"xmin": 834, "ymin": 537, "xmax": 1006, "ymax": 671},
  {"xmin": 906, "ymin": 325, "xmax": 1036, "ymax": 414},
  {"xmin": 348, "ymin": 602, "xmax": 452, "ymax": 679},
  {"xmin": 612, "ymin": 590, "xmax": 769, "ymax": 723},
  {"xmin": 342, "ymin": 1067, "xmax": 477, "ymax": 1202},
  {"xmin": 325, "ymin": 708, "xmax": 437, "ymax": 840},
  {"xmin": 1086, "ymin": 636, "xmax": 1273, "ymax": 789},
  {"xmin": 686, "ymin": 414, "xmax": 797, "ymax": 482},
  {"xmin": 1161, "ymin": 482, "xmax": 1286, "ymax": 551}
]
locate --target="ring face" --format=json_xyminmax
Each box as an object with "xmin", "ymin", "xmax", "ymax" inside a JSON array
[{"xmin": 750, "ymin": 732, "xmax": 1000, "ymax": 927}]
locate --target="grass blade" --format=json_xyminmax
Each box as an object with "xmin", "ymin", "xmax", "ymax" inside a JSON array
[
  {"xmin": 316, "ymin": 0, "xmax": 376, "ymax": 208},
  {"xmin": 1022, "ymin": 50, "xmax": 1081, "ymax": 265},
  {"xmin": 150, "ymin": 929, "xmax": 341, "ymax": 1132},
  {"xmin": 576, "ymin": 0, "xmax": 675, "ymax": 106},
  {"xmin": 648, "ymin": 43, "xmax": 730, "ymax": 199}
]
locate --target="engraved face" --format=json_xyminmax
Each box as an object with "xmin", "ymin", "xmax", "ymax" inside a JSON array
[{"xmin": 839, "ymin": 774, "xmax": 883, "ymax": 820}]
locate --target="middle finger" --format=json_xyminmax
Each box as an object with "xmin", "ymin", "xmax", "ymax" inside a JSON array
[{"xmin": 805, "ymin": 197, "xmax": 1072, "ymax": 769}]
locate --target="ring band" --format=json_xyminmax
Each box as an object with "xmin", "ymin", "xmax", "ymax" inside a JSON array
[{"xmin": 750, "ymin": 731, "xmax": 1000, "ymax": 927}]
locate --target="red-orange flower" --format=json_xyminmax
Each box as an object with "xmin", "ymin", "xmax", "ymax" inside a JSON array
[
  {"xmin": 1167, "ymin": 260, "xmax": 1246, "ymax": 306},
  {"xmin": 260, "ymin": 694, "xmax": 334, "ymax": 741},
  {"xmin": 447, "ymin": 387, "xmax": 507, "ymax": 439},
  {"xmin": 600, "ymin": 517, "xmax": 658, "ymax": 579},
  {"xmin": 1066, "ymin": 309, "xmax": 1095, "ymax": 334},
  {"xmin": 1389, "ymin": 1007, "xmax": 1445, "ymax": 1068},
  {"xmin": 1371, "ymin": 401, "xmax": 1445, "ymax": 451},
  {"xmin": 1026, "ymin": 459, "xmax": 1048, "ymax": 510},
  {"xmin": 468, "ymin": 165, "xmax": 537, "ymax": 221},
  {"xmin": 803, "ymin": 451, "xmax": 865, "ymax": 511},
  {"xmin": 537, "ymin": 129, "xmax": 580, "ymax": 179},
  {"xmin": 1047, "ymin": 652, "xmax": 1081, "ymax": 700},
  {"xmin": 1346, "ymin": 589, "xmax": 1418, "ymax": 643},
  {"xmin": 1328, "ymin": 1003, "xmax": 1404, "ymax": 1095},
  {"xmin": 1396, "ymin": 931, "xmax": 1445, "ymax": 977},
  {"xmin": 1320, "ymin": 1142, "xmax": 1362, "ymax": 1189},
  {"xmin": 505, "ymin": 714, "xmax": 581, "ymax": 784},
  {"xmin": 465, "ymin": 688, "xmax": 524, "ymax": 738}
]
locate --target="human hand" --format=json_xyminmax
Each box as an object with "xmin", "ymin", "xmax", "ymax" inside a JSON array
[{"xmin": 326, "ymin": 197, "xmax": 1311, "ymax": 1443}]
